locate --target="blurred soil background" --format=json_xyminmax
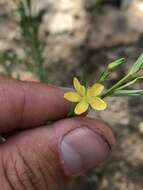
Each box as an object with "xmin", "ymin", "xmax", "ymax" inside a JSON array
[{"xmin": 0, "ymin": 0, "xmax": 143, "ymax": 189}]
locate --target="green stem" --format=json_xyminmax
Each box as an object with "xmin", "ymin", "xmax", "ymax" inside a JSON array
[
  {"xmin": 67, "ymin": 106, "xmax": 76, "ymax": 117},
  {"xmin": 101, "ymin": 74, "xmax": 130, "ymax": 98}
]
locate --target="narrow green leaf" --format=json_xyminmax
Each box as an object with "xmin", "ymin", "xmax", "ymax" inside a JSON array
[
  {"xmin": 107, "ymin": 58, "xmax": 125, "ymax": 71},
  {"xmin": 128, "ymin": 53, "xmax": 143, "ymax": 75},
  {"xmin": 117, "ymin": 76, "xmax": 143, "ymax": 90},
  {"xmin": 111, "ymin": 89, "xmax": 143, "ymax": 96}
]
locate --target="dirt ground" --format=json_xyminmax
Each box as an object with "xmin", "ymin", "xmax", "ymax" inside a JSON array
[{"xmin": 0, "ymin": 0, "xmax": 143, "ymax": 190}]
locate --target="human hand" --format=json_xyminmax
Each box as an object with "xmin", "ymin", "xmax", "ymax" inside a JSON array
[{"xmin": 0, "ymin": 78, "xmax": 115, "ymax": 190}]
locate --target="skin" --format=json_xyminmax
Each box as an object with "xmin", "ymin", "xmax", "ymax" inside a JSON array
[{"xmin": 0, "ymin": 78, "xmax": 115, "ymax": 190}]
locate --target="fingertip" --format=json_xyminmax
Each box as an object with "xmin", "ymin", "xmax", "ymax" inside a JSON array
[
  {"xmin": 54, "ymin": 117, "xmax": 115, "ymax": 149},
  {"xmin": 55, "ymin": 117, "xmax": 115, "ymax": 177}
]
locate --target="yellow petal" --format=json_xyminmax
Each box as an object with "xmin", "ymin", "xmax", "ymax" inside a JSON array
[
  {"xmin": 64, "ymin": 92, "xmax": 81, "ymax": 102},
  {"xmin": 89, "ymin": 97, "xmax": 107, "ymax": 111},
  {"xmin": 88, "ymin": 83, "xmax": 104, "ymax": 97},
  {"xmin": 73, "ymin": 77, "xmax": 85, "ymax": 96},
  {"xmin": 74, "ymin": 101, "xmax": 89, "ymax": 115}
]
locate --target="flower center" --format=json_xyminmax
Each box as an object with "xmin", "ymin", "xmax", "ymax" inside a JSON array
[{"xmin": 81, "ymin": 90, "xmax": 91, "ymax": 102}]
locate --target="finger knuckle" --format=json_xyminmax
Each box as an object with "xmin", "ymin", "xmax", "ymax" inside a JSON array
[{"xmin": 0, "ymin": 149, "xmax": 39, "ymax": 190}]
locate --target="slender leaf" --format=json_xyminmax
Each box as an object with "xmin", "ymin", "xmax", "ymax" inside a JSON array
[
  {"xmin": 118, "ymin": 76, "xmax": 143, "ymax": 90},
  {"xmin": 111, "ymin": 89, "xmax": 143, "ymax": 96},
  {"xmin": 128, "ymin": 53, "xmax": 143, "ymax": 75}
]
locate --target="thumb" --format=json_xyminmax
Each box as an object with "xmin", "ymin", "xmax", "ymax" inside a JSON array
[{"xmin": 0, "ymin": 117, "xmax": 115, "ymax": 190}]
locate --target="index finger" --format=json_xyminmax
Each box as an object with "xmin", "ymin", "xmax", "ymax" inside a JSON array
[{"xmin": 0, "ymin": 78, "xmax": 71, "ymax": 133}]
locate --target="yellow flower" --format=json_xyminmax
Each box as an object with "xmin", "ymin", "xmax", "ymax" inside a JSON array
[{"xmin": 64, "ymin": 77, "xmax": 107, "ymax": 115}]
